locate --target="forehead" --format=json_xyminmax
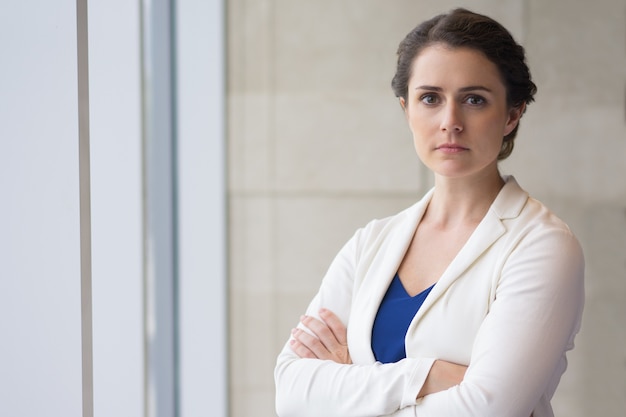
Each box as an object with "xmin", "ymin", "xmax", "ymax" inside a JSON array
[{"xmin": 409, "ymin": 44, "xmax": 505, "ymax": 91}]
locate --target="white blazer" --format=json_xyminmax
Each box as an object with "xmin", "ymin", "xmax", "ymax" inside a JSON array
[{"xmin": 275, "ymin": 176, "xmax": 584, "ymax": 417}]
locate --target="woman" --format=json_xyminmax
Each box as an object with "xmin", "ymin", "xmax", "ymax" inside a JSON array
[{"xmin": 274, "ymin": 8, "xmax": 584, "ymax": 417}]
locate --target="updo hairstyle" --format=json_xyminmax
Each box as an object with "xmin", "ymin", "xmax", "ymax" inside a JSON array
[{"xmin": 391, "ymin": 8, "xmax": 537, "ymax": 160}]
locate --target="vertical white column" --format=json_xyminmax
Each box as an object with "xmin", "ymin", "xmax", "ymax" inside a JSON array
[
  {"xmin": 0, "ymin": 2, "xmax": 83, "ymax": 416},
  {"xmin": 176, "ymin": 0, "xmax": 228, "ymax": 416},
  {"xmin": 88, "ymin": 1, "xmax": 144, "ymax": 417}
]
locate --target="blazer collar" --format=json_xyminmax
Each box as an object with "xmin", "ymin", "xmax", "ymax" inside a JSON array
[
  {"xmin": 490, "ymin": 175, "xmax": 529, "ymax": 220},
  {"xmin": 408, "ymin": 175, "xmax": 529, "ymax": 330}
]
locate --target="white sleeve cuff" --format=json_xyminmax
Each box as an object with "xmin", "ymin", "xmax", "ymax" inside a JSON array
[{"xmin": 401, "ymin": 357, "xmax": 436, "ymax": 408}]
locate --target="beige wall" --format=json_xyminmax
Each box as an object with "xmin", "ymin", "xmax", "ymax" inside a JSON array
[{"xmin": 227, "ymin": 1, "xmax": 626, "ymax": 416}]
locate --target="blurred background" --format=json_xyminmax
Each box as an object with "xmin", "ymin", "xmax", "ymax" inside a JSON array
[{"xmin": 1, "ymin": 0, "xmax": 624, "ymax": 416}]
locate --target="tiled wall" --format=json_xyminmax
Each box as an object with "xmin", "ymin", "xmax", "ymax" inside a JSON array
[{"xmin": 227, "ymin": 1, "xmax": 626, "ymax": 416}]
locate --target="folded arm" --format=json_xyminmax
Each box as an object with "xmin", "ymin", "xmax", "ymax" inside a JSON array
[
  {"xmin": 276, "ymin": 224, "xmax": 584, "ymax": 417},
  {"xmin": 291, "ymin": 309, "xmax": 467, "ymax": 399},
  {"xmin": 275, "ymin": 228, "xmax": 438, "ymax": 417}
]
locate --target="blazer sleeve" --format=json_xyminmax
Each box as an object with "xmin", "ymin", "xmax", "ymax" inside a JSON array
[
  {"xmin": 274, "ymin": 227, "xmax": 436, "ymax": 417},
  {"xmin": 411, "ymin": 226, "xmax": 585, "ymax": 417}
]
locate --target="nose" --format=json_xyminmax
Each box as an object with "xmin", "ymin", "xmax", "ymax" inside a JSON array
[{"xmin": 440, "ymin": 102, "xmax": 463, "ymax": 132}]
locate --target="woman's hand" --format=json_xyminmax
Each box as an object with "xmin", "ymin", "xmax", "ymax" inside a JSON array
[
  {"xmin": 417, "ymin": 360, "xmax": 467, "ymax": 399},
  {"xmin": 290, "ymin": 308, "xmax": 352, "ymax": 364}
]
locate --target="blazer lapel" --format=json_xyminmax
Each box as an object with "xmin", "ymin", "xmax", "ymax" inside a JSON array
[
  {"xmin": 409, "ymin": 175, "xmax": 529, "ymax": 323},
  {"xmin": 414, "ymin": 209, "xmax": 506, "ymax": 319},
  {"xmin": 349, "ymin": 189, "xmax": 433, "ymax": 363}
]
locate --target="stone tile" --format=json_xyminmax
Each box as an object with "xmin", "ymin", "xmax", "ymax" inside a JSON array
[
  {"xmin": 500, "ymin": 104, "xmax": 626, "ymax": 203},
  {"xmin": 578, "ymin": 204, "xmax": 626, "ymax": 297},
  {"xmin": 228, "ymin": 289, "xmax": 248, "ymax": 393},
  {"xmin": 227, "ymin": 93, "xmax": 274, "ymax": 192},
  {"xmin": 229, "ymin": 287, "xmax": 279, "ymax": 417},
  {"xmin": 273, "ymin": 0, "xmax": 412, "ymax": 94},
  {"xmin": 527, "ymin": 0, "xmax": 626, "ymax": 106},
  {"xmin": 227, "ymin": 0, "xmax": 274, "ymax": 94},
  {"xmin": 273, "ymin": 92, "xmax": 426, "ymax": 193},
  {"xmin": 226, "ymin": 0, "xmax": 247, "ymax": 93},
  {"xmin": 230, "ymin": 385, "xmax": 276, "ymax": 417},
  {"xmin": 228, "ymin": 195, "xmax": 273, "ymax": 292},
  {"xmin": 229, "ymin": 289, "xmax": 276, "ymax": 388}
]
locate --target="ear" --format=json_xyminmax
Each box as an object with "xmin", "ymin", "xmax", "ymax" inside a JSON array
[
  {"xmin": 504, "ymin": 102, "xmax": 526, "ymax": 136},
  {"xmin": 399, "ymin": 97, "xmax": 409, "ymax": 120}
]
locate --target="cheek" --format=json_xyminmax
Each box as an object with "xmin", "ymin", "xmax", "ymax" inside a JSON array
[
  {"xmin": 476, "ymin": 112, "xmax": 510, "ymax": 138},
  {"xmin": 406, "ymin": 110, "xmax": 433, "ymax": 135}
]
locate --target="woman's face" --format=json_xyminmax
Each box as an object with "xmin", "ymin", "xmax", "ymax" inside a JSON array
[{"xmin": 401, "ymin": 44, "xmax": 522, "ymax": 180}]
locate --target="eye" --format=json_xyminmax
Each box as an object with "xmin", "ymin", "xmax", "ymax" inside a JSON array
[
  {"xmin": 465, "ymin": 95, "xmax": 486, "ymax": 106},
  {"xmin": 420, "ymin": 93, "xmax": 439, "ymax": 105}
]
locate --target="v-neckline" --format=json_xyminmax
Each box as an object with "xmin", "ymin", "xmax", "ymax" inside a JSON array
[{"xmin": 395, "ymin": 273, "xmax": 435, "ymax": 299}]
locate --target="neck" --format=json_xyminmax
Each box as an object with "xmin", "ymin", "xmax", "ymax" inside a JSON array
[{"xmin": 425, "ymin": 170, "xmax": 505, "ymax": 228}]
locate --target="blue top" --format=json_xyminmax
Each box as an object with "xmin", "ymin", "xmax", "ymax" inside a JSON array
[{"xmin": 371, "ymin": 273, "xmax": 434, "ymax": 363}]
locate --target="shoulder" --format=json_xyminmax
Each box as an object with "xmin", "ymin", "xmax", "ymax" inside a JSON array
[
  {"xmin": 497, "ymin": 176, "xmax": 579, "ymax": 241},
  {"xmin": 497, "ymin": 177, "xmax": 584, "ymax": 281}
]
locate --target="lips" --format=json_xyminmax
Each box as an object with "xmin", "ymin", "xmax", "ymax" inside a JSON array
[{"xmin": 436, "ymin": 144, "xmax": 468, "ymax": 153}]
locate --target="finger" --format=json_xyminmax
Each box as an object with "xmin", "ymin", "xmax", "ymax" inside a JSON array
[
  {"xmin": 291, "ymin": 328, "xmax": 330, "ymax": 359},
  {"xmin": 289, "ymin": 337, "xmax": 316, "ymax": 359},
  {"xmin": 319, "ymin": 308, "xmax": 348, "ymax": 345},
  {"xmin": 300, "ymin": 315, "xmax": 339, "ymax": 352}
]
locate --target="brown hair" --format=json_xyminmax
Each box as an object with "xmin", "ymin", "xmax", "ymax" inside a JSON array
[{"xmin": 391, "ymin": 8, "xmax": 537, "ymax": 160}]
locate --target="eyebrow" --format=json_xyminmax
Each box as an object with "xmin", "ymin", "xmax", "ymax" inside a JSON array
[{"xmin": 415, "ymin": 85, "xmax": 493, "ymax": 93}]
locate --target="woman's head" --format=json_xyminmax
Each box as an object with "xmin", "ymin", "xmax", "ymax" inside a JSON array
[{"xmin": 391, "ymin": 8, "xmax": 537, "ymax": 160}]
